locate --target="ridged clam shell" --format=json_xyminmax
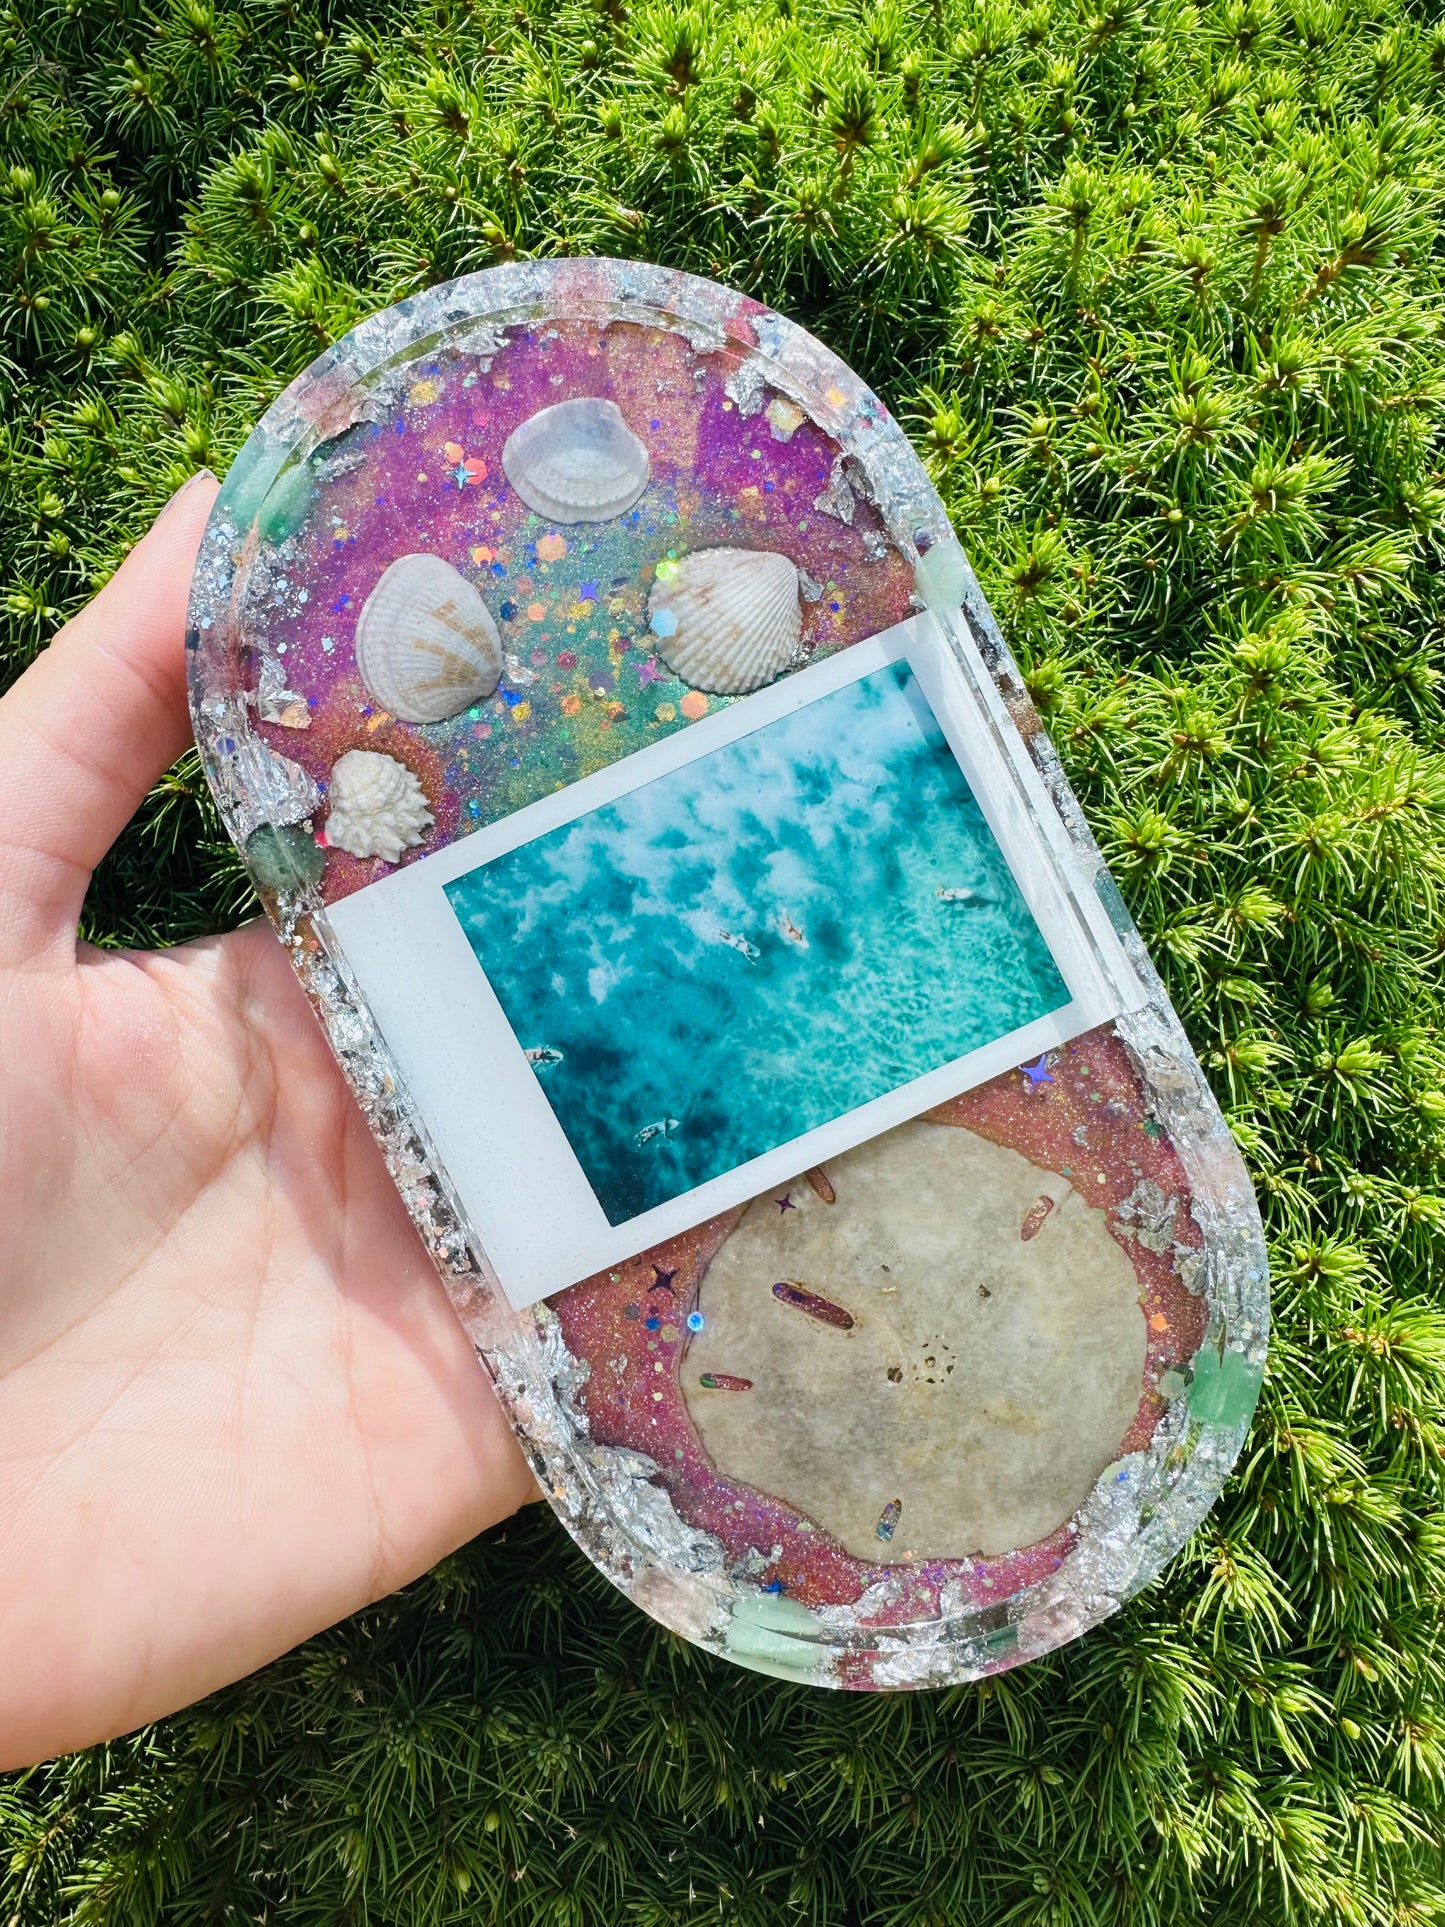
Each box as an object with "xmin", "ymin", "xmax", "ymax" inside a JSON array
[
  {"xmin": 501, "ymin": 398, "xmax": 650, "ymax": 524},
  {"xmin": 648, "ymin": 548, "xmax": 803, "ymax": 695},
  {"xmin": 355, "ymin": 554, "xmax": 502, "ymax": 724},
  {"xmin": 325, "ymin": 750, "xmax": 433, "ymax": 863}
]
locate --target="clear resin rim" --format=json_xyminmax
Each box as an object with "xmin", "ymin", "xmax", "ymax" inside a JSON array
[{"xmin": 186, "ymin": 259, "xmax": 1269, "ymax": 1689}]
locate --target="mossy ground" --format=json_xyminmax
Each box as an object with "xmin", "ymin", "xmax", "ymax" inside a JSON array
[{"xmin": 4, "ymin": 0, "xmax": 1445, "ymax": 1919}]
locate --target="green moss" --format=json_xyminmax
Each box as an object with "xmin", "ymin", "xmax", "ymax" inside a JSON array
[{"xmin": 4, "ymin": 0, "xmax": 1445, "ymax": 1919}]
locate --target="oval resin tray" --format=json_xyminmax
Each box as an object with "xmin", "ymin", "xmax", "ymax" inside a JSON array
[{"xmin": 187, "ymin": 259, "xmax": 1269, "ymax": 1690}]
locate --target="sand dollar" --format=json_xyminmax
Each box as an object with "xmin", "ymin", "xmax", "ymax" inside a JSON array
[{"xmin": 685, "ymin": 1119, "xmax": 1146, "ymax": 1561}]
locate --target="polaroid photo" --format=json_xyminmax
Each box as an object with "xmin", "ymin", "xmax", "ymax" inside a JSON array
[{"xmin": 328, "ymin": 612, "xmax": 1147, "ymax": 1310}]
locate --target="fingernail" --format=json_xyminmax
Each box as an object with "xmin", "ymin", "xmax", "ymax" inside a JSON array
[{"xmin": 157, "ymin": 468, "xmax": 216, "ymax": 522}]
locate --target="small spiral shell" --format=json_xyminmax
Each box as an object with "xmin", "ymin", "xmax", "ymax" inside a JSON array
[{"xmin": 325, "ymin": 750, "xmax": 433, "ymax": 863}]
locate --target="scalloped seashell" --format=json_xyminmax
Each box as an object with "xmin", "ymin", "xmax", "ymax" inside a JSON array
[
  {"xmin": 501, "ymin": 398, "xmax": 650, "ymax": 524},
  {"xmin": 325, "ymin": 750, "xmax": 433, "ymax": 863},
  {"xmin": 648, "ymin": 547, "xmax": 803, "ymax": 695},
  {"xmin": 354, "ymin": 554, "xmax": 502, "ymax": 724}
]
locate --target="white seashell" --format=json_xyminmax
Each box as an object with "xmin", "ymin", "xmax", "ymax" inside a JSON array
[
  {"xmin": 354, "ymin": 553, "xmax": 502, "ymax": 724},
  {"xmin": 648, "ymin": 548, "xmax": 803, "ymax": 695},
  {"xmin": 501, "ymin": 398, "xmax": 650, "ymax": 524},
  {"xmin": 325, "ymin": 750, "xmax": 433, "ymax": 863}
]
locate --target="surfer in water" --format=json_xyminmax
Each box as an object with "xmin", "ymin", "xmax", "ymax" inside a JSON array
[
  {"xmin": 635, "ymin": 1117, "xmax": 681, "ymax": 1148},
  {"xmin": 777, "ymin": 908, "xmax": 807, "ymax": 945},
  {"xmin": 717, "ymin": 930, "xmax": 760, "ymax": 962},
  {"xmin": 524, "ymin": 1045, "xmax": 564, "ymax": 1068},
  {"xmin": 936, "ymin": 886, "xmax": 988, "ymax": 905}
]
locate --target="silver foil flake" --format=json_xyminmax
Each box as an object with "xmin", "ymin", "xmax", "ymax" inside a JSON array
[
  {"xmin": 254, "ymin": 655, "xmax": 311, "ymax": 729},
  {"xmin": 1115, "ymin": 1178, "xmax": 1179, "ymax": 1253},
  {"xmin": 211, "ymin": 736, "xmax": 320, "ymax": 844},
  {"xmin": 813, "ymin": 1568, "xmax": 913, "ymax": 1629},
  {"xmin": 449, "ymin": 320, "xmax": 510, "ymax": 365},
  {"xmin": 813, "ymin": 456, "xmax": 857, "ymax": 525},
  {"xmin": 865, "ymin": 1639, "xmax": 967, "ymax": 1691},
  {"xmin": 584, "ymin": 1444, "xmax": 728, "ymax": 1576},
  {"xmin": 724, "ymin": 358, "xmax": 769, "ymax": 418},
  {"xmin": 310, "ymin": 438, "xmax": 374, "ymax": 486},
  {"xmin": 1173, "ymin": 1244, "xmax": 1206, "ymax": 1294},
  {"xmin": 533, "ymin": 1306, "xmax": 593, "ymax": 1421},
  {"xmin": 730, "ymin": 1546, "xmax": 773, "ymax": 1581}
]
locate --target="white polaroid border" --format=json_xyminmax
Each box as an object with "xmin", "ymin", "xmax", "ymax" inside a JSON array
[{"xmin": 327, "ymin": 612, "xmax": 1146, "ymax": 1310}]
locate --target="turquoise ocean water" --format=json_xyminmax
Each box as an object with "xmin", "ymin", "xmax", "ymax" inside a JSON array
[{"xmin": 445, "ymin": 663, "xmax": 1069, "ymax": 1225}]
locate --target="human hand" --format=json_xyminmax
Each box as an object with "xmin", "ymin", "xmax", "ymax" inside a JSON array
[{"xmin": 0, "ymin": 476, "xmax": 535, "ymax": 1769}]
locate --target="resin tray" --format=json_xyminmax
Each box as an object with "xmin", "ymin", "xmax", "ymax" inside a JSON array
[{"xmin": 186, "ymin": 259, "xmax": 1268, "ymax": 1689}]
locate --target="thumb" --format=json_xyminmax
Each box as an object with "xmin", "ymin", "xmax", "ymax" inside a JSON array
[{"xmin": 0, "ymin": 471, "xmax": 219, "ymax": 969}]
